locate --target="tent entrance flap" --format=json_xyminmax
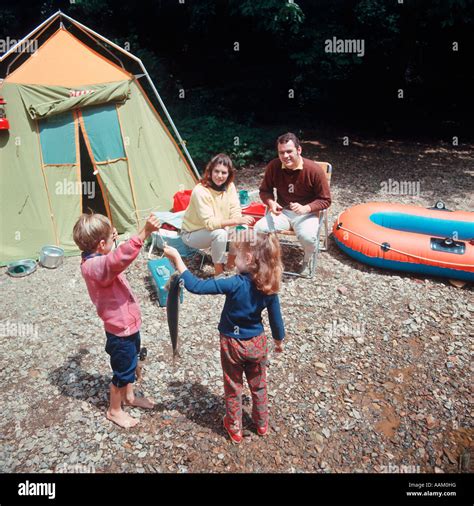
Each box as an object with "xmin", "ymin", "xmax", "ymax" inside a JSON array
[
  {"xmin": 77, "ymin": 105, "xmax": 136, "ymax": 233},
  {"xmin": 78, "ymin": 126, "xmax": 107, "ymax": 217}
]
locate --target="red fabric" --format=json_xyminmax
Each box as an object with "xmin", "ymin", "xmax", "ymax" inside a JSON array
[
  {"xmin": 173, "ymin": 190, "xmax": 193, "ymax": 212},
  {"xmin": 220, "ymin": 333, "xmax": 268, "ymax": 432},
  {"xmin": 241, "ymin": 202, "xmax": 266, "ymax": 217},
  {"xmin": 161, "ymin": 223, "xmax": 178, "ymax": 232}
]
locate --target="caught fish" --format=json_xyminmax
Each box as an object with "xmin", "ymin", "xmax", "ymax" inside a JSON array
[{"xmin": 165, "ymin": 272, "xmax": 182, "ymax": 359}]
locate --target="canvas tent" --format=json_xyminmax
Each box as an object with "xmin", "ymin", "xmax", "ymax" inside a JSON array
[{"xmin": 0, "ymin": 11, "xmax": 198, "ymax": 265}]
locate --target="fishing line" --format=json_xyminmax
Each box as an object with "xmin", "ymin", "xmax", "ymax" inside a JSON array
[{"xmin": 130, "ymin": 206, "xmax": 162, "ymax": 223}]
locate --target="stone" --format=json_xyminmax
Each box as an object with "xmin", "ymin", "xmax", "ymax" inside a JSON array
[
  {"xmin": 443, "ymin": 449, "xmax": 457, "ymax": 464},
  {"xmin": 311, "ymin": 432, "xmax": 324, "ymax": 445},
  {"xmin": 426, "ymin": 415, "xmax": 437, "ymax": 429}
]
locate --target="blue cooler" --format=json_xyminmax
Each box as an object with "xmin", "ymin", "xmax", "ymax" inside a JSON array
[{"xmin": 147, "ymin": 258, "xmax": 184, "ymax": 307}]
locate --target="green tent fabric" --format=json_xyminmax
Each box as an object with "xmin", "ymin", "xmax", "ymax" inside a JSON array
[
  {"xmin": 0, "ymin": 81, "xmax": 58, "ymax": 263},
  {"xmin": 0, "ymin": 57, "xmax": 197, "ymax": 265},
  {"xmin": 118, "ymin": 82, "xmax": 196, "ymax": 215},
  {"xmin": 19, "ymin": 80, "xmax": 131, "ymax": 120}
]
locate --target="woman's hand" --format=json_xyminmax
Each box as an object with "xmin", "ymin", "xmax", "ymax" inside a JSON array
[{"xmin": 239, "ymin": 215, "xmax": 255, "ymax": 226}]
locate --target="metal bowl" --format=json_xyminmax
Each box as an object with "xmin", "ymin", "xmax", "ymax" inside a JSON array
[
  {"xmin": 6, "ymin": 259, "xmax": 38, "ymax": 277},
  {"xmin": 39, "ymin": 245, "xmax": 64, "ymax": 269}
]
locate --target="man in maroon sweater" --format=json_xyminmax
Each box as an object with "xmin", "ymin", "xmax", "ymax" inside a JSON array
[{"xmin": 254, "ymin": 132, "xmax": 331, "ymax": 275}]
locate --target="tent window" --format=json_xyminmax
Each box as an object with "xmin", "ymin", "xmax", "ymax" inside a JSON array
[
  {"xmin": 38, "ymin": 111, "xmax": 76, "ymax": 165},
  {"xmin": 81, "ymin": 104, "xmax": 126, "ymax": 162}
]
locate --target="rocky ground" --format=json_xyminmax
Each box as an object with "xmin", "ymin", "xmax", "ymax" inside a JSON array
[{"xmin": 0, "ymin": 134, "xmax": 472, "ymax": 475}]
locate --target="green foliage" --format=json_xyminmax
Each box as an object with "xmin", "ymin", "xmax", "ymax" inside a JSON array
[
  {"xmin": 67, "ymin": 0, "xmax": 112, "ymax": 15},
  {"xmin": 354, "ymin": 0, "xmax": 399, "ymax": 33},
  {"xmin": 231, "ymin": 0, "xmax": 305, "ymax": 34},
  {"xmin": 178, "ymin": 116, "xmax": 278, "ymax": 170},
  {"xmin": 1, "ymin": 0, "xmax": 471, "ymax": 140}
]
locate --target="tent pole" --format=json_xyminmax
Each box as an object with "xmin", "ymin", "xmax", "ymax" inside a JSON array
[
  {"xmin": 57, "ymin": 12, "xmax": 200, "ymax": 179},
  {"xmin": 6, "ymin": 16, "xmax": 59, "ymax": 76},
  {"xmin": 0, "ymin": 10, "xmax": 61, "ymax": 62},
  {"xmin": 66, "ymin": 19, "xmax": 126, "ymax": 70}
]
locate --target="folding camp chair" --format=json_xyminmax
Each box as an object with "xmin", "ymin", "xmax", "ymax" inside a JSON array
[{"xmin": 274, "ymin": 162, "xmax": 333, "ymax": 278}]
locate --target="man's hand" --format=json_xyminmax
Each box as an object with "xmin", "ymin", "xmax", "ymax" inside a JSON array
[
  {"xmin": 274, "ymin": 340, "xmax": 284, "ymax": 353},
  {"xmin": 289, "ymin": 202, "xmax": 311, "ymax": 215},
  {"xmin": 112, "ymin": 228, "xmax": 118, "ymax": 242},
  {"xmin": 268, "ymin": 200, "xmax": 283, "ymax": 216}
]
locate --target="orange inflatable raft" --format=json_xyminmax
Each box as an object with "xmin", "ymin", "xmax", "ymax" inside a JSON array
[{"xmin": 333, "ymin": 202, "xmax": 474, "ymax": 282}]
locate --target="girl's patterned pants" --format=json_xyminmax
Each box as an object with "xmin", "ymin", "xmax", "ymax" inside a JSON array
[{"xmin": 220, "ymin": 333, "xmax": 268, "ymax": 432}]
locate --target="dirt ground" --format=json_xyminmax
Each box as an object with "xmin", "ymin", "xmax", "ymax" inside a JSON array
[{"xmin": 0, "ymin": 133, "xmax": 472, "ymax": 475}]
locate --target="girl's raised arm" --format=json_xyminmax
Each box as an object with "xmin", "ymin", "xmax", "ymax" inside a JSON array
[
  {"xmin": 267, "ymin": 295, "xmax": 285, "ymax": 342},
  {"xmin": 180, "ymin": 270, "xmax": 238, "ymax": 295},
  {"xmin": 164, "ymin": 245, "xmax": 237, "ymax": 295}
]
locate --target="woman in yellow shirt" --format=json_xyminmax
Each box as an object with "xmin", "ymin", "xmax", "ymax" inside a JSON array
[{"xmin": 181, "ymin": 154, "xmax": 254, "ymax": 276}]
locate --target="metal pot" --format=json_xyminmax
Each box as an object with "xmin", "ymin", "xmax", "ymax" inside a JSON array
[
  {"xmin": 39, "ymin": 245, "xmax": 64, "ymax": 269},
  {"xmin": 7, "ymin": 259, "xmax": 37, "ymax": 277}
]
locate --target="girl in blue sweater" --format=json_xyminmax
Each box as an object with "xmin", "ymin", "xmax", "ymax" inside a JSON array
[{"xmin": 164, "ymin": 231, "xmax": 285, "ymax": 444}]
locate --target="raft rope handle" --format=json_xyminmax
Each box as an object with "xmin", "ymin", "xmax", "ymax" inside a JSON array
[{"xmin": 336, "ymin": 223, "xmax": 472, "ymax": 268}]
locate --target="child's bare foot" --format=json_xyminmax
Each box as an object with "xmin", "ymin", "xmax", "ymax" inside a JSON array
[
  {"xmin": 106, "ymin": 409, "xmax": 139, "ymax": 428},
  {"xmin": 124, "ymin": 396, "xmax": 155, "ymax": 409}
]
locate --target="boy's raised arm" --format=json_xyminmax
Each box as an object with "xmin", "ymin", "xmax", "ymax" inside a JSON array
[
  {"xmin": 96, "ymin": 236, "xmax": 144, "ymax": 285},
  {"xmin": 91, "ymin": 215, "xmax": 160, "ymax": 285}
]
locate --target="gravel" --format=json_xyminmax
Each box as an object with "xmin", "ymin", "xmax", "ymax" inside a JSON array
[{"xmin": 0, "ymin": 135, "xmax": 472, "ymax": 474}]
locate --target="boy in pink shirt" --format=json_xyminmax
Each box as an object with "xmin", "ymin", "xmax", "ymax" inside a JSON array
[{"xmin": 73, "ymin": 212, "xmax": 160, "ymax": 428}]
